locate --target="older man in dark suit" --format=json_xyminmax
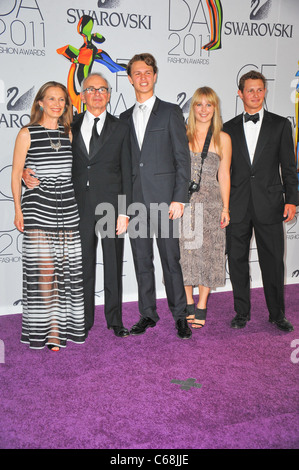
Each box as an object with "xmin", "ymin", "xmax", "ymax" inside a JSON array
[
  {"xmin": 120, "ymin": 53, "xmax": 191, "ymax": 339},
  {"xmin": 223, "ymin": 70, "xmax": 298, "ymax": 332},
  {"xmin": 71, "ymin": 73, "xmax": 132, "ymax": 338}
]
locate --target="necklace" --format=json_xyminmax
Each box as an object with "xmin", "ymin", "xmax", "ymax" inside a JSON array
[{"xmin": 46, "ymin": 129, "xmax": 61, "ymax": 152}]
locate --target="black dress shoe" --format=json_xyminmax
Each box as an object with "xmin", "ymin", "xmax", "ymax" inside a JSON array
[
  {"xmin": 230, "ymin": 313, "xmax": 250, "ymax": 329},
  {"xmin": 130, "ymin": 317, "xmax": 156, "ymax": 335},
  {"xmin": 269, "ymin": 317, "xmax": 294, "ymax": 332},
  {"xmin": 176, "ymin": 318, "xmax": 192, "ymax": 339},
  {"xmin": 109, "ymin": 326, "xmax": 130, "ymax": 337}
]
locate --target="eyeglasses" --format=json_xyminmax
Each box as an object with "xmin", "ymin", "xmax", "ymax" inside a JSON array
[{"xmin": 83, "ymin": 86, "xmax": 109, "ymax": 94}]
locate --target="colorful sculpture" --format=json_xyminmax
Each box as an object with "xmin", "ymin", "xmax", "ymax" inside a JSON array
[
  {"xmin": 202, "ymin": 0, "xmax": 223, "ymax": 51},
  {"xmin": 57, "ymin": 15, "xmax": 126, "ymax": 113}
]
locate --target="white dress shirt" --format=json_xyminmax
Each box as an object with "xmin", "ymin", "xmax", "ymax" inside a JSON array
[
  {"xmin": 80, "ymin": 110, "xmax": 106, "ymax": 153},
  {"xmin": 80, "ymin": 109, "xmax": 128, "ymax": 219},
  {"xmin": 243, "ymin": 108, "xmax": 264, "ymax": 163},
  {"xmin": 133, "ymin": 95, "xmax": 156, "ymax": 147}
]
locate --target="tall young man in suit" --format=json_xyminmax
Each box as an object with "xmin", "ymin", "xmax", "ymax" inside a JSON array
[
  {"xmin": 120, "ymin": 53, "xmax": 192, "ymax": 339},
  {"xmin": 223, "ymin": 70, "xmax": 297, "ymax": 332}
]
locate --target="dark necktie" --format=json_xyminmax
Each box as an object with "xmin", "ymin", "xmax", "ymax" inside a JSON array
[
  {"xmin": 244, "ymin": 112, "xmax": 259, "ymax": 124},
  {"xmin": 89, "ymin": 117, "xmax": 100, "ymax": 156}
]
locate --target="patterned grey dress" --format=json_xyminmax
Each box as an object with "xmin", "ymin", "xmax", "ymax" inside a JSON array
[{"xmin": 179, "ymin": 150, "xmax": 226, "ymax": 289}]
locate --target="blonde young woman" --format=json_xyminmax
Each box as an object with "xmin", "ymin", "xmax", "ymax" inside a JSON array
[
  {"xmin": 179, "ymin": 87, "xmax": 232, "ymax": 328},
  {"xmin": 11, "ymin": 82, "xmax": 85, "ymax": 350}
]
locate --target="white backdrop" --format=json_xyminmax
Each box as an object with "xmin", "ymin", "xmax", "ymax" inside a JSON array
[{"xmin": 0, "ymin": 0, "xmax": 298, "ymax": 315}]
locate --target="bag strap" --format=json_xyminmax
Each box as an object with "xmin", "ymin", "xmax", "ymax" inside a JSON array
[
  {"xmin": 201, "ymin": 127, "xmax": 212, "ymax": 160},
  {"xmin": 193, "ymin": 127, "xmax": 213, "ymax": 184}
]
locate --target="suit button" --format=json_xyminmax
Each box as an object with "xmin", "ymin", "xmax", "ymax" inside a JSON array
[
  {"xmin": 140, "ymin": 163, "xmax": 144, "ymax": 167},
  {"xmin": 87, "ymin": 165, "xmax": 91, "ymax": 169},
  {"xmin": 251, "ymin": 175, "xmax": 255, "ymax": 178}
]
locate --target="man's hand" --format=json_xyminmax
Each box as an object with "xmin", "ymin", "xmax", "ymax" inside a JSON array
[
  {"xmin": 116, "ymin": 215, "xmax": 129, "ymax": 235},
  {"xmin": 169, "ymin": 202, "xmax": 184, "ymax": 219},
  {"xmin": 283, "ymin": 204, "xmax": 296, "ymax": 223},
  {"xmin": 22, "ymin": 167, "xmax": 40, "ymax": 189}
]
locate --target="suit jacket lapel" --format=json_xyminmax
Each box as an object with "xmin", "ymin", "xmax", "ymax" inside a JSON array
[
  {"xmin": 142, "ymin": 97, "xmax": 160, "ymax": 147},
  {"xmin": 252, "ymin": 110, "xmax": 271, "ymax": 167},
  {"xmin": 234, "ymin": 114, "xmax": 251, "ymax": 167},
  {"xmin": 125, "ymin": 106, "xmax": 140, "ymax": 152},
  {"xmin": 72, "ymin": 114, "xmax": 89, "ymax": 161}
]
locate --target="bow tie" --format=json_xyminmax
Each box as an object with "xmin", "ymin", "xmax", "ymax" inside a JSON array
[{"xmin": 244, "ymin": 112, "xmax": 259, "ymax": 124}]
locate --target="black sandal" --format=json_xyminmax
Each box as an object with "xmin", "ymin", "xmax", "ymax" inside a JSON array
[
  {"xmin": 192, "ymin": 308, "xmax": 207, "ymax": 329},
  {"xmin": 47, "ymin": 344, "xmax": 60, "ymax": 351},
  {"xmin": 186, "ymin": 303, "xmax": 195, "ymax": 323}
]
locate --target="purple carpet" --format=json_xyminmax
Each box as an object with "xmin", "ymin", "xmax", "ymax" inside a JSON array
[{"xmin": 1, "ymin": 285, "xmax": 298, "ymax": 450}]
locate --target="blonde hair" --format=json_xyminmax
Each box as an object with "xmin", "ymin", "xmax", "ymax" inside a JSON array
[
  {"xmin": 187, "ymin": 86, "xmax": 223, "ymax": 156},
  {"xmin": 26, "ymin": 81, "xmax": 73, "ymax": 134}
]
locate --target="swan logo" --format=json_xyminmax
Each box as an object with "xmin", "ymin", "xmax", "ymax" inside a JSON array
[
  {"xmin": 224, "ymin": 0, "xmax": 293, "ymax": 38},
  {"xmin": 177, "ymin": 92, "xmax": 192, "ymax": 122},
  {"xmin": 0, "ymin": 85, "xmax": 32, "ymax": 128},
  {"xmin": 6, "ymin": 86, "xmax": 35, "ymax": 112},
  {"xmin": 250, "ymin": 0, "xmax": 272, "ymax": 20},
  {"xmin": 97, "ymin": 0, "xmax": 122, "ymax": 7}
]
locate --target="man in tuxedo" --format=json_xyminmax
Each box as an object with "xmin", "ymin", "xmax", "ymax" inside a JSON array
[
  {"xmin": 120, "ymin": 53, "xmax": 192, "ymax": 339},
  {"xmin": 71, "ymin": 72, "xmax": 132, "ymax": 337},
  {"xmin": 223, "ymin": 70, "xmax": 298, "ymax": 332},
  {"xmin": 23, "ymin": 73, "xmax": 132, "ymax": 338}
]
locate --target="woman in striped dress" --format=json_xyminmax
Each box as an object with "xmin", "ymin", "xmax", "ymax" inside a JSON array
[{"xmin": 11, "ymin": 82, "xmax": 85, "ymax": 351}]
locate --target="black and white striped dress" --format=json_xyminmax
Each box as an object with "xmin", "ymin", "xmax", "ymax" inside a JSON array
[{"xmin": 21, "ymin": 124, "xmax": 85, "ymax": 349}]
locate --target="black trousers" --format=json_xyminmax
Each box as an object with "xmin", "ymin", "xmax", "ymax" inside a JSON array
[
  {"xmin": 226, "ymin": 199, "xmax": 285, "ymax": 321},
  {"xmin": 129, "ymin": 205, "xmax": 186, "ymax": 323},
  {"xmin": 78, "ymin": 192, "xmax": 124, "ymax": 332}
]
